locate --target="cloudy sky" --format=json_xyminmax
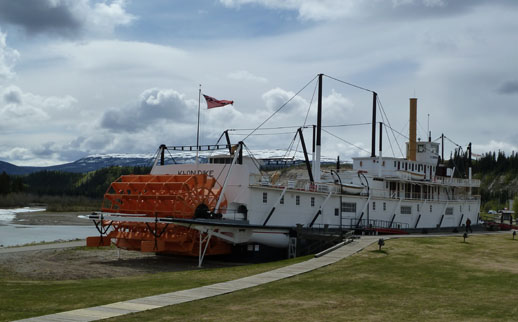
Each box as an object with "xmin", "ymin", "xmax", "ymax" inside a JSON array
[{"xmin": 0, "ymin": 0, "xmax": 517, "ymax": 166}]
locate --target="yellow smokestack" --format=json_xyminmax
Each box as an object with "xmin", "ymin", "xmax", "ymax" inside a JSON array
[{"xmin": 408, "ymin": 98, "xmax": 417, "ymax": 161}]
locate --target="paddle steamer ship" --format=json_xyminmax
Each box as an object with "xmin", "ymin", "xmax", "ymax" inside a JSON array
[{"xmin": 87, "ymin": 74, "xmax": 480, "ymax": 262}]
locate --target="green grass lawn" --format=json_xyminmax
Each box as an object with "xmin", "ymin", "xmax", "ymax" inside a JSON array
[
  {"xmin": 102, "ymin": 233, "xmax": 518, "ymax": 322},
  {"xmin": 0, "ymin": 253, "xmax": 309, "ymax": 321}
]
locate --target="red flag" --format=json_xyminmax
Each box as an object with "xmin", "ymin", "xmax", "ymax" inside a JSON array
[{"xmin": 203, "ymin": 94, "xmax": 234, "ymax": 109}]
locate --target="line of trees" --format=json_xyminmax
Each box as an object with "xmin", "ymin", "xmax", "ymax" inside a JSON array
[
  {"xmin": 0, "ymin": 171, "xmax": 24, "ymax": 194},
  {"xmin": 0, "ymin": 166, "xmax": 151, "ymax": 199}
]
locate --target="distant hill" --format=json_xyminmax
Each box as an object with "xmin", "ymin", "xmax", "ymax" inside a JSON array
[
  {"xmin": 0, "ymin": 155, "xmax": 155, "ymax": 175},
  {"xmin": 0, "ymin": 149, "xmax": 339, "ymax": 175}
]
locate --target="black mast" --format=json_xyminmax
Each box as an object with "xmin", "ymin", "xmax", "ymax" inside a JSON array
[
  {"xmin": 314, "ymin": 73, "xmax": 323, "ymax": 182},
  {"xmin": 371, "ymin": 92, "xmax": 377, "ymax": 158}
]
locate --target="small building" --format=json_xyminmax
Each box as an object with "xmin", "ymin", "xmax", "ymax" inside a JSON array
[{"xmin": 498, "ymin": 209, "xmax": 515, "ymax": 224}]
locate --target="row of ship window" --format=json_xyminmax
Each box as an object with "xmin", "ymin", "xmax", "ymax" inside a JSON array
[
  {"xmin": 262, "ymin": 192, "xmax": 470, "ymax": 214},
  {"xmin": 262, "ymin": 192, "xmax": 316, "ymax": 207},
  {"xmin": 394, "ymin": 161, "xmax": 436, "ymax": 173},
  {"xmin": 358, "ymin": 160, "xmax": 437, "ymax": 173}
]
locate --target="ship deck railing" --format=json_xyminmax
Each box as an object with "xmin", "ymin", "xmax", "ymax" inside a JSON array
[{"xmin": 252, "ymin": 179, "xmax": 481, "ymax": 202}]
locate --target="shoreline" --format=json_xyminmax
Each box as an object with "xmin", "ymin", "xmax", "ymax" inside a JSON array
[{"xmin": 12, "ymin": 210, "xmax": 92, "ymax": 226}]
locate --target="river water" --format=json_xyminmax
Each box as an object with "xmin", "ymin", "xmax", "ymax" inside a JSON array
[{"xmin": 0, "ymin": 207, "xmax": 97, "ymax": 247}]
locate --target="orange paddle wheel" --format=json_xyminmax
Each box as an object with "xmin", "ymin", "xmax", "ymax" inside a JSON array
[{"xmin": 86, "ymin": 174, "xmax": 231, "ymax": 256}]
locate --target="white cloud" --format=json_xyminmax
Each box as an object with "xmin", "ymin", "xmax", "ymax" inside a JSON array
[
  {"xmin": 0, "ymin": 85, "xmax": 77, "ymax": 130},
  {"xmin": 228, "ymin": 70, "xmax": 268, "ymax": 83},
  {"xmin": 0, "ymin": 30, "xmax": 19, "ymax": 81},
  {"xmin": 473, "ymin": 141, "xmax": 518, "ymax": 156},
  {"xmin": 219, "ymin": 0, "xmax": 359, "ymax": 21},
  {"xmin": 85, "ymin": 0, "xmax": 137, "ymax": 35},
  {"xmin": 99, "ymin": 88, "xmax": 197, "ymax": 132}
]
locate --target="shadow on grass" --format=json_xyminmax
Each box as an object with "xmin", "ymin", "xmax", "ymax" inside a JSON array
[{"xmin": 370, "ymin": 249, "xmax": 389, "ymax": 255}]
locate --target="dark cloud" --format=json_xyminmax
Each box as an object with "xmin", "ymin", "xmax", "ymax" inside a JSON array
[
  {"xmin": 0, "ymin": 0, "xmax": 82, "ymax": 37},
  {"xmin": 100, "ymin": 88, "xmax": 194, "ymax": 132},
  {"xmin": 498, "ymin": 80, "xmax": 518, "ymax": 95},
  {"xmin": 2, "ymin": 86, "xmax": 22, "ymax": 104}
]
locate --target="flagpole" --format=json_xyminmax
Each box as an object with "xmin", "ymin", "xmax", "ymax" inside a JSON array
[{"xmin": 196, "ymin": 84, "xmax": 201, "ymax": 165}]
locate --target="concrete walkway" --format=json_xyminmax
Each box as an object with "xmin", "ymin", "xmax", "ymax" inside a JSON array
[{"xmin": 17, "ymin": 236, "xmax": 379, "ymax": 322}]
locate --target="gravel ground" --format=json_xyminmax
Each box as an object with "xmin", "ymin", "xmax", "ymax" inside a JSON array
[
  {"xmin": 0, "ymin": 245, "xmax": 243, "ymax": 280},
  {"xmin": 0, "ymin": 211, "xmax": 242, "ymax": 280}
]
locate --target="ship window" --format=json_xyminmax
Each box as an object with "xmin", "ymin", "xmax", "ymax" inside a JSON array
[
  {"xmin": 382, "ymin": 161, "xmax": 385, "ymax": 166},
  {"xmin": 398, "ymin": 162, "xmax": 400, "ymax": 169},
  {"xmin": 401, "ymin": 206, "xmax": 412, "ymax": 214},
  {"xmin": 417, "ymin": 204, "xmax": 420, "ymax": 212},
  {"xmin": 373, "ymin": 202, "xmax": 376, "ymax": 210},
  {"xmin": 394, "ymin": 161, "xmax": 396, "ymax": 167},
  {"xmin": 262, "ymin": 192, "xmax": 267, "ymax": 203},
  {"xmin": 296, "ymin": 195, "xmax": 300, "ymax": 205},
  {"xmin": 383, "ymin": 202, "xmax": 386, "ymax": 211},
  {"xmin": 405, "ymin": 163, "xmax": 408, "ymax": 170},
  {"xmin": 412, "ymin": 164, "xmax": 414, "ymax": 171},
  {"xmin": 280, "ymin": 195, "xmax": 284, "ymax": 205},
  {"xmin": 445, "ymin": 207, "xmax": 453, "ymax": 215},
  {"xmin": 334, "ymin": 208, "xmax": 339, "ymax": 216},
  {"xmin": 430, "ymin": 205, "xmax": 432, "ymax": 212},
  {"xmin": 360, "ymin": 161, "xmax": 363, "ymax": 166},
  {"xmin": 341, "ymin": 202, "xmax": 356, "ymax": 213},
  {"xmin": 311, "ymin": 197, "xmax": 315, "ymax": 207}
]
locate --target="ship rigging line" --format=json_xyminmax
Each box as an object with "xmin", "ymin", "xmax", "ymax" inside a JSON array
[
  {"xmin": 321, "ymin": 128, "xmax": 370, "ymax": 154},
  {"xmin": 293, "ymin": 78, "xmax": 319, "ymax": 159},
  {"xmin": 323, "ymin": 74, "xmax": 374, "ymax": 93},
  {"xmin": 229, "ymin": 131, "xmax": 296, "ymax": 136},
  {"xmin": 242, "ymin": 74, "xmax": 318, "ymax": 142},
  {"xmin": 228, "ymin": 123, "xmax": 369, "ymax": 132},
  {"xmin": 377, "ymin": 96, "xmax": 404, "ymax": 158},
  {"xmin": 383, "ymin": 121, "xmax": 396, "ymax": 157},
  {"xmin": 243, "ymin": 142, "xmax": 267, "ymax": 176},
  {"xmin": 228, "ymin": 125, "xmax": 307, "ymax": 131}
]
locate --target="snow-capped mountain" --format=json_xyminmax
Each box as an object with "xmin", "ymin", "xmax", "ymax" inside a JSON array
[{"xmin": 0, "ymin": 149, "xmax": 338, "ymax": 175}]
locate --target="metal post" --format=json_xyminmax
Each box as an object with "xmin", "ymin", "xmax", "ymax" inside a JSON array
[
  {"xmin": 371, "ymin": 92, "xmax": 377, "ymax": 158},
  {"xmin": 315, "ymin": 74, "xmax": 323, "ymax": 182},
  {"xmin": 298, "ymin": 128, "xmax": 314, "ymax": 182},
  {"xmin": 160, "ymin": 144, "xmax": 165, "ymax": 166},
  {"xmin": 441, "ymin": 133, "xmax": 444, "ymax": 162},
  {"xmin": 196, "ymin": 85, "xmax": 201, "ymax": 164}
]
